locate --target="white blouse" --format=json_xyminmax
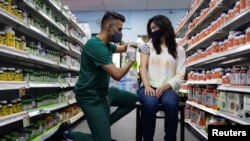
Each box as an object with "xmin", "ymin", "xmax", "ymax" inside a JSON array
[{"xmin": 143, "ymin": 42, "xmax": 186, "ymax": 91}]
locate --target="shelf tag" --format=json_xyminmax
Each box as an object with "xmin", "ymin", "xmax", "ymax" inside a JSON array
[
  {"xmin": 19, "ymin": 87, "xmax": 26, "ymax": 98},
  {"xmin": 23, "ymin": 116, "xmax": 30, "ymax": 128}
]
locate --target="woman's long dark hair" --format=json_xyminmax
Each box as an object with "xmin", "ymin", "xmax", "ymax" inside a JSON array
[{"xmin": 147, "ymin": 15, "xmax": 177, "ymax": 59}]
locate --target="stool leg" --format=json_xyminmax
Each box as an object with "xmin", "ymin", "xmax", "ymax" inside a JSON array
[
  {"xmin": 136, "ymin": 107, "xmax": 143, "ymax": 141},
  {"xmin": 180, "ymin": 107, "xmax": 185, "ymax": 141},
  {"xmin": 139, "ymin": 107, "xmax": 143, "ymax": 141}
]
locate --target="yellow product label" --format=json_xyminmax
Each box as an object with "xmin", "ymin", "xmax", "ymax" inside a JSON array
[
  {"xmin": 17, "ymin": 103, "xmax": 22, "ymax": 112},
  {"xmin": 0, "ymin": 73, "xmax": 3, "ymax": 81},
  {"xmin": 7, "ymin": 72, "xmax": 13, "ymax": 81},
  {"xmin": 2, "ymin": 72, "xmax": 8, "ymax": 81},
  {"xmin": 2, "ymin": 105, "xmax": 8, "ymax": 116},
  {"xmin": 8, "ymin": 106, "xmax": 13, "ymax": 115},
  {"xmin": 15, "ymin": 40, "xmax": 20, "ymax": 50},
  {"xmin": 0, "ymin": 3, "xmax": 4, "ymax": 9},
  {"xmin": 15, "ymin": 73, "xmax": 21, "ymax": 81},
  {"xmin": 5, "ymin": 32, "xmax": 15, "ymax": 47},
  {"xmin": 0, "ymin": 107, "xmax": 2, "ymax": 117},
  {"xmin": 12, "ymin": 104, "xmax": 17, "ymax": 113},
  {"xmin": 0, "ymin": 36, "xmax": 5, "ymax": 45}
]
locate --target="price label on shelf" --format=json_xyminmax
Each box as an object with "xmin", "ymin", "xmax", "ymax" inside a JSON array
[
  {"xmin": 23, "ymin": 116, "xmax": 30, "ymax": 128},
  {"xmin": 19, "ymin": 87, "xmax": 26, "ymax": 97}
]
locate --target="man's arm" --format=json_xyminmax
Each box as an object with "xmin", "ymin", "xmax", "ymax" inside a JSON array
[
  {"xmin": 115, "ymin": 44, "xmax": 127, "ymax": 53},
  {"xmin": 115, "ymin": 43, "xmax": 138, "ymax": 53},
  {"xmin": 102, "ymin": 61, "xmax": 135, "ymax": 81}
]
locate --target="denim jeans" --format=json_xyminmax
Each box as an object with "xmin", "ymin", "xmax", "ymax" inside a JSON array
[{"xmin": 138, "ymin": 87, "xmax": 179, "ymax": 141}]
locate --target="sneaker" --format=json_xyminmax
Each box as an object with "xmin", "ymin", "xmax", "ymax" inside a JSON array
[{"xmin": 45, "ymin": 122, "xmax": 70, "ymax": 141}]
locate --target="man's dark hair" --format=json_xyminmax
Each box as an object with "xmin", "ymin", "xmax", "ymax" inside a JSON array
[{"xmin": 101, "ymin": 11, "xmax": 125, "ymax": 28}]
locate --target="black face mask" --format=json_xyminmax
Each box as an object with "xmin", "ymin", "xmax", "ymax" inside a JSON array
[
  {"xmin": 151, "ymin": 29, "xmax": 164, "ymax": 44},
  {"xmin": 110, "ymin": 25, "xmax": 122, "ymax": 43}
]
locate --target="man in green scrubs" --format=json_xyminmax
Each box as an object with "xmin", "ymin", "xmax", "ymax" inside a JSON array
[{"xmin": 48, "ymin": 11, "xmax": 138, "ymax": 141}]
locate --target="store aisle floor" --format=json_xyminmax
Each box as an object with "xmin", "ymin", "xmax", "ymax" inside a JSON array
[{"xmin": 71, "ymin": 109, "xmax": 200, "ymax": 141}]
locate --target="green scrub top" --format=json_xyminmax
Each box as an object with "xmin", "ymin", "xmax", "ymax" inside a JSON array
[{"xmin": 74, "ymin": 36, "xmax": 117, "ymax": 103}]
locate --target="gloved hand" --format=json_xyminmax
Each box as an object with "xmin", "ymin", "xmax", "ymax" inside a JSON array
[
  {"xmin": 126, "ymin": 45, "xmax": 137, "ymax": 61},
  {"xmin": 138, "ymin": 43, "xmax": 150, "ymax": 55}
]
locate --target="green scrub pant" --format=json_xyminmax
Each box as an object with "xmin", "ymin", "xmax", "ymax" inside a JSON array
[{"xmin": 68, "ymin": 87, "xmax": 138, "ymax": 141}]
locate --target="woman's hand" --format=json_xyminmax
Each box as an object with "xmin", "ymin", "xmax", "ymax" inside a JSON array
[
  {"xmin": 144, "ymin": 85, "xmax": 156, "ymax": 96},
  {"xmin": 155, "ymin": 84, "xmax": 170, "ymax": 98}
]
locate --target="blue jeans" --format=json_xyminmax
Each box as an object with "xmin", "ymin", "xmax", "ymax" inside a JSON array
[{"xmin": 138, "ymin": 87, "xmax": 179, "ymax": 141}]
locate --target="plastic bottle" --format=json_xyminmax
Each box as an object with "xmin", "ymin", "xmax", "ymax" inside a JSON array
[
  {"xmin": 228, "ymin": 31, "xmax": 235, "ymax": 48},
  {"xmin": 240, "ymin": 66, "xmax": 248, "ymax": 86},
  {"xmin": 0, "ymin": 31, "xmax": 5, "ymax": 45},
  {"xmin": 4, "ymin": 26, "xmax": 15, "ymax": 47},
  {"xmin": 0, "ymin": 69, "xmax": 3, "ymax": 81},
  {"xmin": 246, "ymin": 27, "xmax": 250, "ymax": 43},
  {"xmin": 1, "ymin": 100, "xmax": 8, "ymax": 116},
  {"xmin": 0, "ymin": 0, "xmax": 4, "ymax": 9},
  {"xmin": 241, "ymin": 0, "xmax": 246, "ymax": 11},
  {"xmin": 247, "ymin": 66, "xmax": 250, "ymax": 86},
  {"xmin": 0, "ymin": 105, "xmax": 2, "ymax": 117}
]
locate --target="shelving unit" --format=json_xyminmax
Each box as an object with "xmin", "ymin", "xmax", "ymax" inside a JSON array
[
  {"xmin": 176, "ymin": 0, "xmax": 250, "ymax": 140},
  {"xmin": 0, "ymin": 98, "xmax": 77, "ymax": 127},
  {"xmin": 175, "ymin": 0, "xmax": 209, "ymax": 38},
  {"xmin": 30, "ymin": 121, "xmax": 66, "ymax": 141},
  {"xmin": 187, "ymin": 8, "xmax": 250, "ymax": 54},
  {"xmin": 0, "ymin": 0, "xmax": 87, "ymax": 139},
  {"xmin": 185, "ymin": 120, "xmax": 208, "ymax": 140}
]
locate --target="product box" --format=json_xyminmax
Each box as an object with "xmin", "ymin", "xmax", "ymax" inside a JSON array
[
  {"xmin": 234, "ymin": 93, "xmax": 244, "ymax": 115},
  {"xmin": 218, "ymin": 91, "xmax": 227, "ymax": 111},
  {"xmin": 226, "ymin": 92, "xmax": 235, "ymax": 114},
  {"xmin": 243, "ymin": 95, "xmax": 250, "ymax": 112}
]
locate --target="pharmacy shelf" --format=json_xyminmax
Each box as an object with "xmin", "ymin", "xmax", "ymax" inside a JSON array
[
  {"xmin": 218, "ymin": 111, "xmax": 250, "ymax": 125},
  {"xmin": 0, "ymin": 100, "xmax": 77, "ymax": 127},
  {"xmin": 31, "ymin": 120, "xmax": 66, "ymax": 141},
  {"xmin": 179, "ymin": 89, "xmax": 189, "ymax": 94},
  {"xmin": 187, "ymin": 44, "xmax": 250, "ymax": 68},
  {"xmin": 68, "ymin": 82, "xmax": 76, "ymax": 87},
  {"xmin": 186, "ymin": 79, "xmax": 222, "ymax": 85},
  {"xmin": 0, "ymin": 111, "xmax": 28, "ymax": 127},
  {"xmin": 69, "ymin": 47, "xmax": 81, "ymax": 59},
  {"xmin": 21, "ymin": 0, "xmax": 67, "ymax": 35},
  {"xmin": 69, "ymin": 32, "xmax": 85, "ymax": 46},
  {"xmin": 217, "ymin": 85, "xmax": 250, "ymax": 93},
  {"xmin": 185, "ymin": 120, "xmax": 208, "ymax": 140},
  {"xmin": 0, "ymin": 9, "xmax": 82, "ymax": 61},
  {"xmin": 186, "ymin": 101, "xmax": 218, "ymax": 115},
  {"xmin": 175, "ymin": 0, "xmax": 208, "ymax": 38},
  {"xmin": 0, "ymin": 81, "xmax": 74, "ymax": 90},
  {"xmin": 46, "ymin": 0, "xmax": 86, "ymax": 37},
  {"xmin": 21, "ymin": 0, "xmax": 84, "ymax": 46},
  {"xmin": 28, "ymin": 102, "xmax": 69, "ymax": 117},
  {"xmin": 186, "ymin": 0, "xmax": 236, "ymax": 37},
  {"xmin": 0, "ymin": 44, "xmax": 29, "ymax": 59},
  {"xmin": 69, "ymin": 111, "xmax": 84, "ymax": 124},
  {"xmin": 69, "ymin": 65, "xmax": 80, "ymax": 72},
  {"xmin": 186, "ymin": 101, "xmax": 250, "ymax": 125},
  {"xmin": 0, "ymin": 8, "xmax": 29, "ymax": 28},
  {"xmin": 0, "ymin": 81, "xmax": 29, "ymax": 90},
  {"xmin": 0, "ymin": 44, "xmax": 76, "ymax": 71},
  {"xmin": 186, "ymin": 9, "xmax": 250, "ymax": 53},
  {"xmin": 68, "ymin": 98, "xmax": 77, "ymax": 105},
  {"xmin": 28, "ymin": 82, "xmax": 61, "ymax": 88}
]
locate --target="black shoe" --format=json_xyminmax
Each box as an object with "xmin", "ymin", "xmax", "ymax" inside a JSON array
[
  {"xmin": 111, "ymin": 139, "xmax": 117, "ymax": 141},
  {"xmin": 45, "ymin": 122, "xmax": 70, "ymax": 141}
]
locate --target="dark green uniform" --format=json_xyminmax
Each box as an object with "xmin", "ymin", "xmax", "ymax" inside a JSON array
[{"xmin": 69, "ymin": 37, "xmax": 138, "ymax": 141}]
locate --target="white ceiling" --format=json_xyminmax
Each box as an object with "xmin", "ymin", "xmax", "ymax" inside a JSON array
[{"xmin": 61, "ymin": 0, "xmax": 192, "ymax": 12}]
